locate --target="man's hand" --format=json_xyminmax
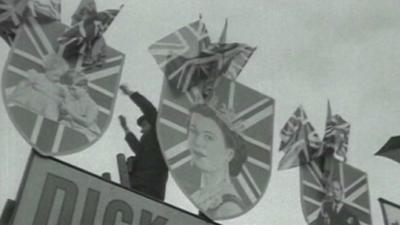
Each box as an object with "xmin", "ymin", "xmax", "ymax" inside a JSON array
[
  {"xmin": 119, "ymin": 84, "xmax": 133, "ymax": 96},
  {"xmin": 118, "ymin": 115, "xmax": 129, "ymax": 132}
]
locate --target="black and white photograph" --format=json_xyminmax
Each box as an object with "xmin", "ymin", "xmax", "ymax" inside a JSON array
[{"xmin": 1, "ymin": 0, "xmax": 400, "ymax": 225}]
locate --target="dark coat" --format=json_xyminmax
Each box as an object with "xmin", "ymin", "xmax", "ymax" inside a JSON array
[
  {"xmin": 317, "ymin": 201, "xmax": 360, "ymax": 225},
  {"xmin": 125, "ymin": 92, "xmax": 168, "ymax": 201}
]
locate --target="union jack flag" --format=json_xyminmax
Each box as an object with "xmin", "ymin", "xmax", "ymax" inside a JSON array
[
  {"xmin": 300, "ymin": 158, "xmax": 371, "ymax": 225},
  {"xmin": 29, "ymin": 0, "xmax": 61, "ymax": 21},
  {"xmin": 0, "ymin": 0, "xmax": 29, "ymax": 45},
  {"xmin": 148, "ymin": 19, "xmax": 256, "ymax": 93},
  {"xmin": 322, "ymin": 102, "xmax": 351, "ymax": 162},
  {"xmin": 149, "ymin": 20, "xmax": 274, "ymax": 220},
  {"xmin": 71, "ymin": 0, "xmax": 97, "ymax": 25},
  {"xmin": 58, "ymin": 5, "xmax": 122, "ymax": 67},
  {"xmin": 2, "ymin": 17, "xmax": 124, "ymax": 155},
  {"xmin": 278, "ymin": 106, "xmax": 323, "ymax": 170},
  {"xmin": 157, "ymin": 77, "xmax": 274, "ymax": 220}
]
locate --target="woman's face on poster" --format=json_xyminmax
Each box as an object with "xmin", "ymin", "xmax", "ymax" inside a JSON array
[
  {"xmin": 69, "ymin": 84, "xmax": 87, "ymax": 99},
  {"xmin": 46, "ymin": 67, "xmax": 66, "ymax": 82},
  {"xmin": 188, "ymin": 112, "xmax": 234, "ymax": 173}
]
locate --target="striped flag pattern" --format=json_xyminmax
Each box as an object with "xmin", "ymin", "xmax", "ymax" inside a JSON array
[
  {"xmin": 278, "ymin": 106, "xmax": 323, "ymax": 170},
  {"xmin": 71, "ymin": 0, "xmax": 97, "ymax": 25},
  {"xmin": 0, "ymin": 0, "xmax": 30, "ymax": 45},
  {"xmin": 58, "ymin": 5, "xmax": 122, "ymax": 66},
  {"xmin": 323, "ymin": 113, "xmax": 351, "ymax": 162},
  {"xmin": 157, "ymin": 76, "xmax": 274, "ymax": 220},
  {"xmin": 300, "ymin": 158, "xmax": 372, "ymax": 225},
  {"xmin": 150, "ymin": 20, "xmax": 273, "ymax": 219},
  {"xmin": 148, "ymin": 19, "xmax": 256, "ymax": 93},
  {"xmin": 29, "ymin": 0, "xmax": 61, "ymax": 21},
  {"xmin": 2, "ymin": 17, "xmax": 124, "ymax": 155}
]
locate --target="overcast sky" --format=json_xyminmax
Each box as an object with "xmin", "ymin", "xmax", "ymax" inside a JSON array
[{"xmin": 1, "ymin": 0, "xmax": 400, "ymax": 224}]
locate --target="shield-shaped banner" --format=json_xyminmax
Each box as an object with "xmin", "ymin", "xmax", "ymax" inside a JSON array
[
  {"xmin": 379, "ymin": 198, "xmax": 400, "ymax": 225},
  {"xmin": 2, "ymin": 17, "xmax": 124, "ymax": 155},
  {"xmin": 157, "ymin": 77, "xmax": 274, "ymax": 220},
  {"xmin": 300, "ymin": 158, "xmax": 372, "ymax": 225},
  {"xmin": 150, "ymin": 19, "xmax": 274, "ymax": 220}
]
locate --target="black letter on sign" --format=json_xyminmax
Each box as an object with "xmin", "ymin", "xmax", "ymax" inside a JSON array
[
  {"xmin": 102, "ymin": 200, "xmax": 133, "ymax": 225},
  {"xmin": 140, "ymin": 210, "xmax": 168, "ymax": 225},
  {"xmin": 33, "ymin": 173, "xmax": 78, "ymax": 225},
  {"xmin": 80, "ymin": 188, "xmax": 100, "ymax": 225}
]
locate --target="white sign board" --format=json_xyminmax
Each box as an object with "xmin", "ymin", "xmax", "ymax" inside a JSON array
[{"xmin": 9, "ymin": 153, "xmax": 219, "ymax": 225}]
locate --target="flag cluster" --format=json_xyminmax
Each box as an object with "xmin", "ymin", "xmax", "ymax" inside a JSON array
[
  {"xmin": 149, "ymin": 19, "xmax": 273, "ymax": 220},
  {"xmin": 0, "ymin": 0, "xmax": 122, "ymax": 70},
  {"xmin": 58, "ymin": 0, "xmax": 122, "ymax": 67},
  {"xmin": 0, "ymin": 0, "xmax": 30, "ymax": 45},
  {"xmin": 278, "ymin": 102, "xmax": 350, "ymax": 170},
  {"xmin": 149, "ymin": 19, "xmax": 256, "ymax": 93},
  {"xmin": 278, "ymin": 106, "xmax": 323, "ymax": 170}
]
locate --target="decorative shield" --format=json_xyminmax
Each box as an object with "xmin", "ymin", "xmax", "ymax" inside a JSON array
[
  {"xmin": 150, "ymin": 19, "xmax": 274, "ymax": 220},
  {"xmin": 300, "ymin": 158, "xmax": 372, "ymax": 225},
  {"xmin": 1, "ymin": 17, "xmax": 124, "ymax": 155},
  {"xmin": 157, "ymin": 77, "xmax": 274, "ymax": 220}
]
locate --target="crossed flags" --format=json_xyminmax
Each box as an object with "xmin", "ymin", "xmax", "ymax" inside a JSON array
[
  {"xmin": 279, "ymin": 102, "xmax": 371, "ymax": 225},
  {"xmin": 149, "ymin": 18, "xmax": 274, "ymax": 220},
  {"xmin": 278, "ymin": 102, "xmax": 350, "ymax": 170},
  {"xmin": 149, "ymin": 18, "xmax": 256, "ymax": 93},
  {"xmin": 58, "ymin": 0, "xmax": 123, "ymax": 67}
]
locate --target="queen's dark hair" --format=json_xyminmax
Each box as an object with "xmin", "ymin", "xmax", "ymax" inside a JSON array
[{"xmin": 188, "ymin": 104, "xmax": 248, "ymax": 177}]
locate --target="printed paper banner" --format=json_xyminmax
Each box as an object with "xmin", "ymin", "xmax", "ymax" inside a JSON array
[
  {"xmin": 149, "ymin": 19, "xmax": 273, "ymax": 220},
  {"xmin": 8, "ymin": 152, "xmax": 219, "ymax": 225},
  {"xmin": 2, "ymin": 17, "xmax": 124, "ymax": 155},
  {"xmin": 300, "ymin": 158, "xmax": 372, "ymax": 225},
  {"xmin": 155, "ymin": 76, "xmax": 274, "ymax": 220}
]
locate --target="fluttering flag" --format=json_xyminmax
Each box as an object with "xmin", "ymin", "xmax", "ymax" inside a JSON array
[
  {"xmin": 278, "ymin": 102, "xmax": 351, "ymax": 170},
  {"xmin": 379, "ymin": 198, "xmax": 400, "ymax": 225},
  {"xmin": 58, "ymin": 1, "xmax": 123, "ymax": 67},
  {"xmin": 149, "ymin": 18, "xmax": 256, "ymax": 93},
  {"xmin": 149, "ymin": 18, "xmax": 274, "ymax": 220},
  {"xmin": 291, "ymin": 103, "xmax": 369, "ymax": 225},
  {"xmin": 0, "ymin": 0, "xmax": 30, "ymax": 45},
  {"xmin": 375, "ymin": 136, "xmax": 400, "ymax": 164},
  {"xmin": 322, "ymin": 101, "xmax": 350, "ymax": 162},
  {"xmin": 278, "ymin": 106, "xmax": 322, "ymax": 170},
  {"xmin": 28, "ymin": 0, "xmax": 61, "ymax": 21},
  {"xmin": 71, "ymin": 0, "xmax": 97, "ymax": 25}
]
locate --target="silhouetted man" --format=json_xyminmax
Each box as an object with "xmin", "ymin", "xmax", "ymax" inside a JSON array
[{"xmin": 119, "ymin": 85, "xmax": 168, "ymax": 201}]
